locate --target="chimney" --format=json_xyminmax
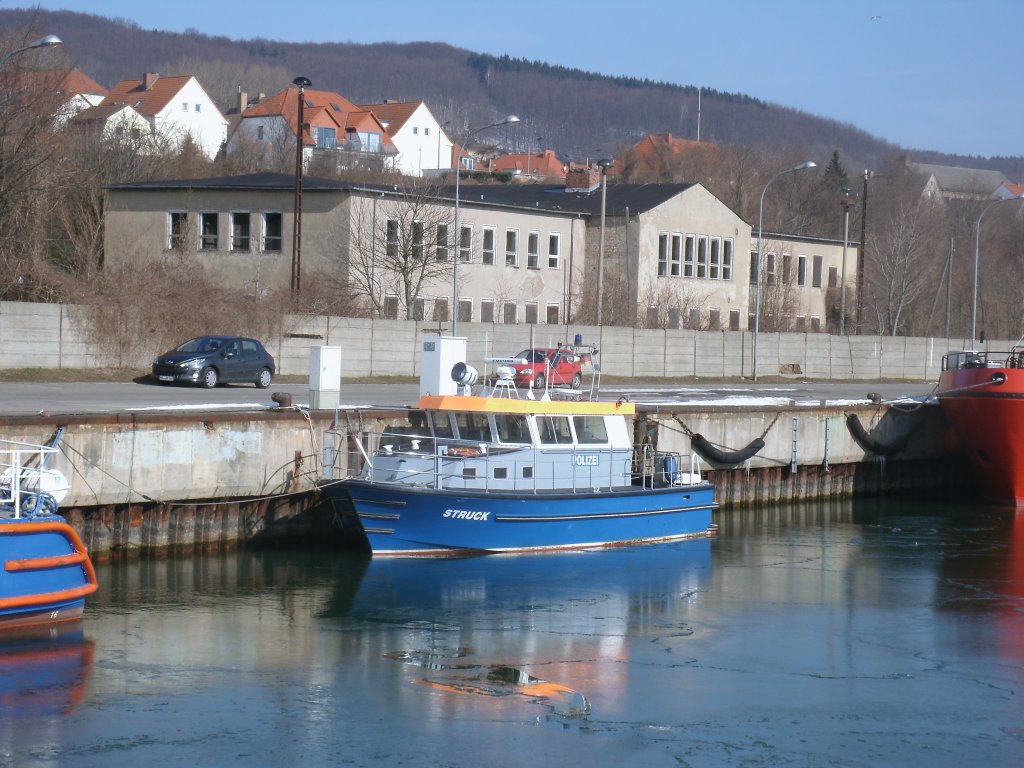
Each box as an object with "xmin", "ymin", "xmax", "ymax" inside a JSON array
[
  {"xmin": 142, "ymin": 72, "xmax": 159, "ymax": 91},
  {"xmin": 237, "ymin": 90, "xmax": 249, "ymax": 113},
  {"xmin": 565, "ymin": 166, "xmax": 602, "ymax": 193}
]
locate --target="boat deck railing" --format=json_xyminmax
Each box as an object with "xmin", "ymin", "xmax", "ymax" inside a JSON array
[
  {"xmin": 0, "ymin": 439, "xmax": 61, "ymax": 519},
  {"xmin": 943, "ymin": 348, "xmax": 1024, "ymax": 371},
  {"xmin": 323, "ymin": 427, "xmax": 704, "ymax": 494}
]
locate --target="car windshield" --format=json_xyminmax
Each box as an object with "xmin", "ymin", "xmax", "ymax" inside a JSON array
[
  {"xmin": 516, "ymin": 349, "xmax": 547, "ymax": 363},
  {"xmin": 176, "ymin": 337, "xmax": 222, "ymax": 354}
]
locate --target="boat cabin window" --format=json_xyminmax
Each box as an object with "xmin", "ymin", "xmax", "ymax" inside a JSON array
[
  {"xmin": 454, "ymin": 412, "xmax": 493, "ymax": 442},
  {"xmin": 429, "ymin": 412, "xmax": 454, "ymax": 439},
  {"xmin": 572, "ymin": 415, "xmax": 608, "ymax": 444},
  {"xmin": 494, "ymin": 414, "xmax": 530, "ymax": 444},
  {"xmin": 537, "ymin": 415, "xmax": 573, "ymax": 445}
]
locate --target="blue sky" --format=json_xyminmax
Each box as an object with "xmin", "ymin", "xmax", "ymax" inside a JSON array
[{"xmin": 7, "ymin": 0, "xmax": 1023, "ymax": 159}]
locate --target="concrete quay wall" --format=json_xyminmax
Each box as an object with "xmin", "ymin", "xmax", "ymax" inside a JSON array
[{"xmin": 1, "ymin": 401, "xmax": 965, "ymax": 558}]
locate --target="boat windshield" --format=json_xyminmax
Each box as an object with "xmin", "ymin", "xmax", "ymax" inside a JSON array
[
  {"xmin": 494, "ymin": 414, "xmax": 531, "ymax": 444},
  {"xmin": 454, "ymin": 412, "xmax": 493, "ymax": 442}
]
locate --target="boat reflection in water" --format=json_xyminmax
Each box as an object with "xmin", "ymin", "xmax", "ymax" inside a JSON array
[{"xmin": 331, "ymin": 538, "xmax": 712, "ymax": 723}]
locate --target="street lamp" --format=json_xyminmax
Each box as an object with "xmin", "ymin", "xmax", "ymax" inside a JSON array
[
  {"xmin": 839, "ymin": 188, "xmax": 856, "ymax": 335},
  {"xmin": 452, "ymin": 114, "xmax": 520, "ymax": 335},
  {"xmin": 971, "ymin": 193, "xmax": 1024, "ymax": 346},
  {"xmin": 752, "ymin": 160, "xmax": 816, "ymax": 381},
  {"xmin": 291, "ymin": 76, "xmax": 311, "ymax": 295},
  {"xmin": 0, "ymin": 34, "xmax": 62, "ymax": 67},
  {"xmin": 595, "ymin": 159, "xmax": 614, "ymax": 326}
]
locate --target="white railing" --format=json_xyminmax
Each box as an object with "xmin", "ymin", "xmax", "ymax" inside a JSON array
[{"xmin": 0, "ymin": 439, "xmax": 63, "ymax": 519}]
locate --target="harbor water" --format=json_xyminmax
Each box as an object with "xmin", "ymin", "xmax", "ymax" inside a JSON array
[{"xmin": 2, "ymin": 498, "xmax": 1022, "ymax": 767}]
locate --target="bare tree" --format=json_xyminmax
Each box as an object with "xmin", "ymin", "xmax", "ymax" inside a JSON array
[{"xmin": 344, "ymin": 184, "xmax": 456, "ymax": 319}]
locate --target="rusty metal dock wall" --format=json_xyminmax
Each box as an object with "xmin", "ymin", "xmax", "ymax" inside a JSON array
[{"xmin": 0, "ymin": 401, "xmax": 969, "ymax": 558}]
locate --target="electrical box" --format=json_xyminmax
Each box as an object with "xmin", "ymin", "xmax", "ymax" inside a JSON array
[
  {"xmin": 309, "ymin": 346, "xmax": 342, "ymax": 409},
  {"xmin": 419, "ymin": 336, "xmax": 466, "ymax": 397}
]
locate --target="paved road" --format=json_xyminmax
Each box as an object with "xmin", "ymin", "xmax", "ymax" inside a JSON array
[{"xmin": 0, "ymin": 378, "xmax": 937, "ymax": 417}]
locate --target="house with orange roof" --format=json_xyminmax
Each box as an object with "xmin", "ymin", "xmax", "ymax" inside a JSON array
[
  {"xmin": 995, "ymin": 181, "xmax": 1024, "ymax": 200},
  {"xmin": 492, "ymin": 149, "xmax": 566, "ymax": 180},
  {"xmin": 100, "ymin": 73, "xmax": 227, "ymax": 159},
  {"xmin": 228, "ymin": 85, "xmax": 398, "ymax": 172},
  {"xmin": 615, "ymin": 133, "xmax": 722, "ymax": 181},
  {"xmin": 6, "ymin": 67, "xmax": 107, "ymax": 126},
  {"xmin": 356, "ymin": 100, "xmax": 452, "ymax": 177}
]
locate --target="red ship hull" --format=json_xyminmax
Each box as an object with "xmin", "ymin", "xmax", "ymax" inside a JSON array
[{"xmin": 939, "ymin": 361, "xmax": 1024, "ymax": 506}]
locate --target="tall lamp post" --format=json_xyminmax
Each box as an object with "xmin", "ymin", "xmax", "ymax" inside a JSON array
[
  {"xmin": 753, "ymin": 160, "xmax": 816, "ymax": 381},
  {"xmin": 972, "ymin": 193, "xmax": 1024, "ymax": 346},
  {"xmin": 291, "ymin": 76, "xmax": 312, "ymax": 295},
  {"xmin": 452, "ymin": 114, "xmax": 520, "ymax": 336},
  {"xmin": 839, "ymin": 188, "xmax": 855, "ymax": 335},
  {"xmin": 0, "ymin": 34, "xmax": 61, "ymax": 67},
  {"xmin": 595, "ymin": 159, "xmax": 614, "ymax": 326}
]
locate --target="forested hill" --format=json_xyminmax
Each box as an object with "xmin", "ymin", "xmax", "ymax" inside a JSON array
[{"xmin": 1, "ymin": 7, "xmax": 1019, "ymax": 177}]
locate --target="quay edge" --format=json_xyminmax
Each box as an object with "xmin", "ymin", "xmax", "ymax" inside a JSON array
[{"xmin": 0, "ymin": 401, "xmax": 969, "ymax": 558}]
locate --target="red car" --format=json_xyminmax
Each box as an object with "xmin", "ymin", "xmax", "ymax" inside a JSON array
[{"xmin": 510, "ymin": 347, "xmax": 583, "ymax": 390}]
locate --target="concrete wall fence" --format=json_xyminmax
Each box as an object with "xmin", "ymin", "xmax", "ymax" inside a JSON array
[{"xmin": 0, "ymin": 300, "xmax": 982, "ymax": 382}]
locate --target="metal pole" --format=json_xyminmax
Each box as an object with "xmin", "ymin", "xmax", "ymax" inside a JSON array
[
  {"xmin": 840, "ymin": 200, "xmax": 850, "ymax": 335},
  {"xmin": 753, "ymin": 161, "xmax": 815, "ymax": 381},
  {"xmin": 597, "ymin": 166, "xmax": 608, "ymax": 326},
  {"xmin": 291, "ymin": 77, "xmax": 311, "ymax": 294},
  {"xmin": 856, "ymin": 170, "xmax": 870, "ymax": 334}
]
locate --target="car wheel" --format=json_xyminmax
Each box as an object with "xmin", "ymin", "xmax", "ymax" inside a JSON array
[
  {"xmin": 533, "ymin": 373, "xmax": 546, "ymax": 390},
  {"xmin": 571, "ymin": 373, "xmax": 582, "ymax": 389},
  {"xmin": 255, "ymin": 367, "xmax": 272, "ymax": 389},
  {"xmin": 200, "ymin": 367, "xmax": 219, "ymax": 389}
]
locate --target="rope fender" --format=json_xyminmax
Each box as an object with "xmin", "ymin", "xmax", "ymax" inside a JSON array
[
  {"xmin": 690, "ymin": 434, "xmax": 766, "ymax": 466},
  {"xmin": 845, "ymin": 413, "xmax": 910, "ymax": 457}
]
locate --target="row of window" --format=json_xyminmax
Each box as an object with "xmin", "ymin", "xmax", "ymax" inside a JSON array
[
  {"xmin": 657, "ymin": 233, "xmax": 735, "ymax": 280},
  {"xmin": 386, "ymin": 219, "xmax": 562, "ymax": 269},
  {"xmin": 169, "ymin": 211, "xmax": 283, "ymax": 252},
  {"xmin": 749, "ymin": 252, "xmax": 839, "ymax": 289},
  {"xmin": 382, "ymin": 296, "xmax": 562, "ymax": 325},
  {"xmin": 645, "ymin": 308, "xmax": 825, "ymax": 332}
]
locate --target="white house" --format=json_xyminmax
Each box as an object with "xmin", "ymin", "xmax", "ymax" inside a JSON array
[
  {"xmin": 357, "ymin": 100, "xmax": 452, "ymax": 177},
  {"xmin": 100, "ymin": 73, "xmax": 228, "ymax": 159}
]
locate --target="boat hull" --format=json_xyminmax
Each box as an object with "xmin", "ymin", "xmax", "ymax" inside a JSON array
[
  {"xmin": 337, "ymin": 480, "xmax": 717, "ymax": 555},
  {"xmin": 0, "ymin": 516, "xmax": 99, "ymax": 630},
  {"xmin": 938, "ymin": 365, "xmax": 1024, "ymax": 506}
]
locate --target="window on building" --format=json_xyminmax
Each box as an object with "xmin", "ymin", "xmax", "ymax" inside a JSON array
[
  {"xmin": 505, "ymin": 229, "xmax": 518, "ymax": 267},
  {"xmin": 503, "ymin": 302, "xmax": 517, "ymax": 324},
  {"xmin": 482, "ymin": 227, "xmax": 495, "ymax": 265},
  {"xmin": 697, "ymin": 236, "xmax": 708, "ymax": 278},
  {"xmin": 195, "ymin": 103, "xmax": 201, "ymax": 113},
  {"xmin": 262, "ymin": 213, "xmax": 282, "ymax": 252},
  {"xmin": 433, "ymin": 298, "xmax": 449, "ymax": 322},
  {"xmin": 723, "ymin": 239, "xmax": 733, "ymax": 280},
  {"xmin": 749, "ymin": 251, "xmax": 758, "ymax": 284},
  {"xmin": 481, "ymin": 299, "xmax": 495, "ymax": 323},
  {"xmin": 709, "ymin": 237, "xmax": 721, "ymax": 279},
  {"xmin": 257, "ymin": 126, "xmax": 265, "ymax": 141},
  {"xmin": 671, "ymin": 234, "xmax": 682, "ymax": 277},
  {"xmin": 200, "ymin": 212, "xmax": 218, "ymax": 250},
  {"xmin": 357, "ymin": 131, "xmax": 381, "ymax": 152},
  {"xmin": 435, "ymin": 224, "xmax": 449, "ymax": 261},
  {"xmin": 527, "ymin": 231, "xmax": 539, "ymax": 268},
  {"xmin": 688, "ymin": 307, "xmax": 702, "ymax": 329},
  {"xmin": 729, "ymin": 309, "xmax": 740, "ymax": 331},
  {"xmin": 766, "ymin": 252, "xmax": 776, "ymax": 285},
  {"xmin": 810, "ymin": 315, "xmax": 821, "ymax": 332},
  {"xmin": 412, "ymin": 127, "xmax": 419, "ymax": 135},
  {"xmin": 796, "ymin": 315, "xmax": 807, "ymax": 331},
  {"xmin": 782, "ymin": 253, "xmax": 792, "ymax": 284},
  {"xmin": 812, "ymin": 255, "xmax": 823, "ymax": 288},
  {"xmin": 684, "ymin": 235, "xmax": 695, "ymax": 277},
  {"xmin": 828, "ymin": 266, "xmax": 838, "ymax": 288},
  {"xmin": 459, "ymin": 225, "xmax": 472, "ymax": 262},
  {"xmin": 658, "ymin": 233, "xmax": 669, "ymax": 277},
  {"xmin": 181, "ymin": 102, "xmax": 188, "ymax": 112},
  {"xmin": 412, "ymin": 297, "xmax": 425, "ymax": 321},
  {"xmin": 546, "ymin": 304, "xmax": 559, "ymax": 324},
  {"xmin": 168, "ymin": 212, "xmax": 188, "ymax": 250},
  {"xmin": 385, "ymin": 219, "xmax": 399, "ymax": 259},
  {"xmin": 668, "ymin": 307, "xmax": 681, "ymax": 329},
  {"xmin": 458, "ymin": 298, "xmax": 472, "ymax": 323},
  {"xmin": 314, "ymin": 126, "xmax": 336, "ymax": 149},
  {"xmin": 647, "ymin": 306, "xmax": 660, "ymax": 327},
  {"xmin": 525, "ymin": 302, "xmax": 538, "ymax": 324},
  {"xmin": 424, "ymin": 127, "xmax": 430, "ymax": 136},
  {"xmin": 230, "ymin": 212, "xmax": 251, "ymax": 251},
  {"xmin": 548, "ymin": 233, "xmax": 560, "ymax": 269},
  {"xmin": 798, "ymin": 255, "xmax": 807, "ymax": 286},
  {"xmin": 412, "ymin": 221, "xmax": 425, "ymax": 260},
  {"xmin": 709, "ymin": 308, "xmax": 721, "ymax": 330},
  {"xmin": 383, "ymin": 295, "xmax": 399, "ymax": 319}
]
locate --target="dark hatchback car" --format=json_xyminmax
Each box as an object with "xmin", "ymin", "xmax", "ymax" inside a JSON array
[{"xmin": 152, "ymin": 336, "xmax": 275, "ymax": 389}]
